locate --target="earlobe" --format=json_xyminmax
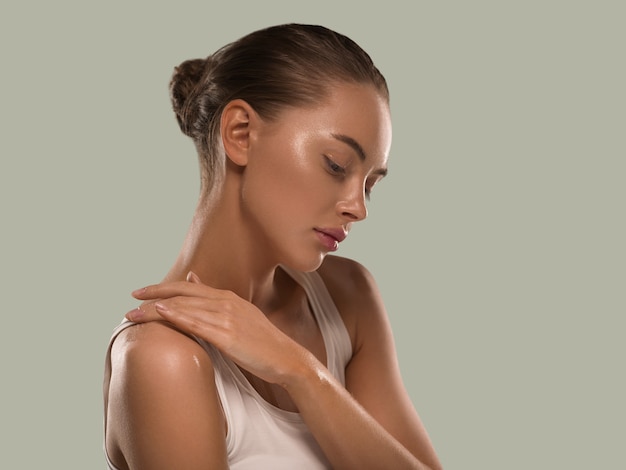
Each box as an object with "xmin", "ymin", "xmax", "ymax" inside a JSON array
[{"xmin": 220, "ymin": 99, "xmax": 256, "ymax": 167}]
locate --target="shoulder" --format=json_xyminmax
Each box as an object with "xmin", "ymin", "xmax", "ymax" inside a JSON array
[
  {"xmin": 109, "ymin": 321, "xmax": 216, "ymax": 386},
  {"xmin": 106, "ymin": 322, "xmax": 227, "ymax": 468},
  {"xmin": 111, "ymin": 321, "xmax": 212, "ymax": 368},
  {"xmin": 317, "ymin": 255, "xmax": 384, "ymax": 309},
  {"xmin": 317, "ymin": 255, "xmax": 388, "ymax": 350}
]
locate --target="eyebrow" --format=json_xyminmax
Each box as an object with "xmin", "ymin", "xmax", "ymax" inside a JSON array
[
  {"xmin": 332, "ymin": 133, "xmax": 367, "ymax": 161},
  {"xmin": 331, "ymin": 133, "xmax": 389, "ymax": 177}
]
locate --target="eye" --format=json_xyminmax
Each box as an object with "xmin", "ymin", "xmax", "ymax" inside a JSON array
[
  {"xmin": 365, "ymin": 177, "xmax": 383, "ymax": 201},
  {"xmin": 324, "ymin": 155, "xmax": 346, "ymax": 175}
]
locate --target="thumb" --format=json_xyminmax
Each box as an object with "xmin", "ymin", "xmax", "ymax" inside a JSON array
[{"xmin": 186, "ymin": 271, "xmax": 203, "ymax": 284}]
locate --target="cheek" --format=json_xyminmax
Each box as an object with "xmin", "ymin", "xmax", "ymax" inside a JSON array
[
  {"xmin": 266, "ymin": 168, "xmax": 319, "ymax": 216},
  {"xmin": 240, "ymin": 156, "xmax": 316, "ymax": 224},
  {"xmin": 245, "ymin": 138, "xmax": 322, "ymax": 210}
]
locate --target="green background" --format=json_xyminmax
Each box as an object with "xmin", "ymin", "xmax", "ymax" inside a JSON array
[{"xmin": 1, "ymin": 1, "xmax": 624, "ymax": 468}]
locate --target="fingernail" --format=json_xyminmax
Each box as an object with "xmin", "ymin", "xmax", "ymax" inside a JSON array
[
  {"xmin": 155, "ymin": 302, "xmax": 169, "ymax": 313},
  {"xmin": 126, "ymin": 307, "xmax": 144, "ymax": 321},
  {"xmin": 132, "ymin": 287, "xmax": 147, "ymax": 297},
  {"xmin": 187, "ymin": 271, "xmax": 201, "ymax": 283}
]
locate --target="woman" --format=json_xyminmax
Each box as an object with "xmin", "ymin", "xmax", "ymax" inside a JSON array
[{"xmin": 103, "ymin": 23, "xmax": 442, "ymax": 470}]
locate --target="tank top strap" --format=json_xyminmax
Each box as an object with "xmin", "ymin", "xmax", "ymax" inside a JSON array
[{"xmin": 279, "ymin": 266, "xmax": 353, "ymax": 382}]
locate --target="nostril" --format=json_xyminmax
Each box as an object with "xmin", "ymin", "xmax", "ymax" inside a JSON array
[{"xmin": 342, "ymin": 206, "xmax": 367, "ymax": 221}]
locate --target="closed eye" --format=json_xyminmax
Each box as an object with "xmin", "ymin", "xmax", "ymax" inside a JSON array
[
  {"xmin": 324, "ymin": 155, "xmax": 346, "ymax": 175},
  {"xmin": 365, "ymin": 177, "xmax": 384, "ymax": 201}
]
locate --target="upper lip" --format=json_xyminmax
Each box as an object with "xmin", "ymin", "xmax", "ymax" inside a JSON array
[{"xmin": 315, "ymin": 227, "xmax": 348, "ymax": 243}]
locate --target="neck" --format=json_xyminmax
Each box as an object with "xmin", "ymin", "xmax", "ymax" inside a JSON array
[{"xmin": 163, "ymin": 184, "xmax": 283, "ymax": 311}]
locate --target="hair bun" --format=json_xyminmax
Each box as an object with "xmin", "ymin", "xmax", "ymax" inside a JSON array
[{"xmin": 169, "ymin": 58, "xmax": 207, "ymax": 135}]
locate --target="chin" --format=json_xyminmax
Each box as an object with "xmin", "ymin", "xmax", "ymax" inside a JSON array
[{"xmin": 282, "ymin": 251, "xmax": 326, "ymax": 273}]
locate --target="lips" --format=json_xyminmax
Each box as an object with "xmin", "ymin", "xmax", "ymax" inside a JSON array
[
  {"xmin": 315, "ymin": 227, "xmax": 347, "ymax": 243},
  {"xmin": 314, "ymin": 227, "xmax": 347, "ymax": 252}
]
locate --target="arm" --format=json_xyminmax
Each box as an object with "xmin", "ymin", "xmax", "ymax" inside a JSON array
[
  {"xmin": 126, "ymin": 264, "xmax": 442, "ymax": 469},
  {"xmin": 105, "ymin": 322, "xmax": 228, "ymax": 470},
  {"xmin": 296, "ymin": 257, "xmax": 443, "ymax": 469}
]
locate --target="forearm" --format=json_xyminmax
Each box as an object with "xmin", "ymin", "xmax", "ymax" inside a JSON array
[{"xmin": 282, "ymin": 354, "xmax": 437, "ymax": 470}]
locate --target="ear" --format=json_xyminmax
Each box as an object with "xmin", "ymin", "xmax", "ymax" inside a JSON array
[{"xmin": 220, "ymin": 99, "xmax": 258, "ymax": 167}]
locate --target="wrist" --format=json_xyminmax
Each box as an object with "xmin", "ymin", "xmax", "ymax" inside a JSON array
[{"xmin": 278, "ymin": 346, "xmax": 328, "ymax": 395}]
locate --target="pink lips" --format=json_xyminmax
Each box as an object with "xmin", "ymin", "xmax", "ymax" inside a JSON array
[{"xmin": 314, "ymin": 228, "xmax": 347, "ymax": 251}]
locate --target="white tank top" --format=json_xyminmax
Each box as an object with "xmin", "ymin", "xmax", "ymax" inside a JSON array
[{"xmin": 104, "ymin": 267, "xmax": 353, "ymax": 469}]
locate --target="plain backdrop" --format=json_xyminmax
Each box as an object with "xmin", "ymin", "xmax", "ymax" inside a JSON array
[{"xmin": 1, "ymin": 1, "xmax": 624, "ymax": 468}]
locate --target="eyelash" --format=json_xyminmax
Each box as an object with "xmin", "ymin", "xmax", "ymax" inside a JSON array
[
  {"xmin": 324, "ymin": 155, "xmax": 373, "ymax": 201},
  {"xmin": 324, "ymin": 155, "xmax": 346, "ymax": 175}
]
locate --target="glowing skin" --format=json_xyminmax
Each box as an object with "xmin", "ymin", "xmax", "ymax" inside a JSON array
[
  {"xmin": 105, "ymin": 81, "xmax": 442, "ymax": 470},
  {"xmin": 236, "ymin": 83, "xmax": 391, "ymax": 272}
]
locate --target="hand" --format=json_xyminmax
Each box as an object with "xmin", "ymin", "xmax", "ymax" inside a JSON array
[{"xmin": 125, "ymin": 272, "xmax": 309, "ymax": 386}]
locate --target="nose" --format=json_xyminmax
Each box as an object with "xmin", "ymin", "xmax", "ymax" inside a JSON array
[{"xmin": 337, "ymin": 182, "xmax": 368, "ymax": 222}]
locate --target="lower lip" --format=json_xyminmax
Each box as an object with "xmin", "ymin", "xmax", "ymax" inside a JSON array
[{"xmin": 315, "ymin": 230, "xmax": 339, "ymax": 251}]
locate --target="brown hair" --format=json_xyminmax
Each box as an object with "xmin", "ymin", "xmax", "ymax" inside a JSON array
[{"xmin": 169, "ymin": 23, "xmax": 389, "ymax": 192}]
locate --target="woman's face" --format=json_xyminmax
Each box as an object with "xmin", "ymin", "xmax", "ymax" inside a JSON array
[{"xmin": 240, "ymin": 83, "xmax": 392, "ymax": 271}]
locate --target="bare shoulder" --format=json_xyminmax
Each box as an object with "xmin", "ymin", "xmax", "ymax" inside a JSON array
[
  {"xmin": 105, "ymin": 322, "xmax": 227, "ymax": 469},
  {"xmin": 317, "ymin": 255, "xmax": 384, "ymax": 310},
  {"xmin": 318, "ymin": 254, "xmax": 376, "ymax": 291},
  {"xmin": 319, "ymin": 259, "xmax": 442, "ymax": 470},
  {"xmin": 110, "ymin": 321, "xmax": 214, "ymax": 378},
  {"xmin": 106, "ymin": 321, "xmax": 219, "ymax": 411},
  {"xmin": 317, "ymin": 255, "xmax": 387, "ymax": 349}
]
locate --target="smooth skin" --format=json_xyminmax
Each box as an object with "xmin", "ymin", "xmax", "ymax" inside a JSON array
[{"xmin": 104, "ymin": 83, "xmax": 442, "ymax": 470}]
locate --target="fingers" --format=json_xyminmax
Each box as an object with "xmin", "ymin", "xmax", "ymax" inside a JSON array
[
  {"xmin": 152, "ymin": 299, "xmax": 232, "ymax": 344},
  {"xmin": 125, "ymin": 295, "xmax": 214, "ymax": 323},
  {"xmin": 132, "ymin": 272, "xmax": 224, "ymax": 301},
  {"xmin": 127, "ymin": 271, "xmax": 207, "ymax": 322},
  {"xmin": 125, "ymin": 301, "xmax": 162, "ymax": 323},
  {"xmin": 131, "ymin": 281, "xmax": 196, "ymax": 300},
  {"xmin": 126, "ymin": 271, "xmax": 242, "ymax": 337}
]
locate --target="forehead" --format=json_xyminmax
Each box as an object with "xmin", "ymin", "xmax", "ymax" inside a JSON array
[{"xmin": 268, "ymin": 83, "xmax": 392, "ymax": 165}]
